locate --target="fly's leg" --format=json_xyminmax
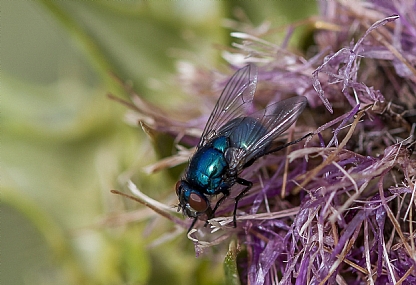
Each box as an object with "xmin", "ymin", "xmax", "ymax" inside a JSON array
[
  {"xmin": 233, "ymin": 178, "xmax": 253, "ymax": 227},
  {"xmin": 188, "ymin": 216, "xmax": 198, "ymax": 233},
  {"xmin": 242, "ymin": 133, "xmax": 313, "ymax": 169},
  {"xmin": 203, "ymin": 189, "xmax": 230, "ymax": 227},
  {"xmin": 211, "ymin": 190, "xmax": 230, "ymax": 217},
  {"xmin": 265, "ymin": 132, "xmax": 313, "ymax": 155}
]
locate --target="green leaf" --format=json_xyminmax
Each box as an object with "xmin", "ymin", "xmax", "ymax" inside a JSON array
[
  {"xmin": 37, "ymin": 0, "xmax": 225, "ymax": 103},
  {"xmin": 224, "ymin": 240, "xmax": 241, "ymax": 285}
]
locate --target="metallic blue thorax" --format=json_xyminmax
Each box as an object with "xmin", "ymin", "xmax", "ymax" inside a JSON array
[
  {"xmin": 185, "ymin": 117, "xmax": 269, "ymax": 196},
  {"xmin": 185, "ymin": 136, "xmax": 229, "ymax": 195}
]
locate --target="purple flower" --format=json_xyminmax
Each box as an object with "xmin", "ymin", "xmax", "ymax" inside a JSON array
[{"xmin": 116, "ymin": 0, "xmax": 416, "ymax": 283}]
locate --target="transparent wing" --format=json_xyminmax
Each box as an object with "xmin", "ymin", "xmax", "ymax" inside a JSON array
[
  {"xmin": 197, "ymin": 64, "xmax": 258, "ymax": 148},
  {"xmin": 224, "ymin": 96, "xmax": 308, "ymax": 165}
]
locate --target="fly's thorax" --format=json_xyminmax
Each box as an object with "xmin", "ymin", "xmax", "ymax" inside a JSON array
[{"xmin": 185, "ymin": 138, "xmax": 230, "ymax": 194}]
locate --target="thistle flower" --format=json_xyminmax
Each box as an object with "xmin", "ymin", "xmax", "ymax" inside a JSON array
[{"xmin": 114, "ymin": 1, "xmax": 416, "ymax": 284}]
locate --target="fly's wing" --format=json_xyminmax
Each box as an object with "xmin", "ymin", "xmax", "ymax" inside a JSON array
[
  {"xmin": 197, "ymin": 64, "xmax": 258, "ymax": 148},
  {"xmin": 233, "ymin": 96, "xmax": 307, "ymax": 164}
]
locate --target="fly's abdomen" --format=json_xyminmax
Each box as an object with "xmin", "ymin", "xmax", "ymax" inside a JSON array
[
  {"xmin": 186, "ymin": 147, "xmax": 228, "ymax": 194},
  {"xmin": 225, "ymin": 117, "xmax": 269, "ymax": 150}
]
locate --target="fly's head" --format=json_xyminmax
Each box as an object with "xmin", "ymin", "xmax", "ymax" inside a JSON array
[{"xmin": 175, "ymin": 180, "xmax": 209, "ymax": 218}]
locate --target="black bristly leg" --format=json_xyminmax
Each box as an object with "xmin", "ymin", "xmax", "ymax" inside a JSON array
[
  {"xmin": 229, "ymin": 133, "xmax": 312, "ymax": 228},
  {"xmin": 211, "ymin": 191, "xmax": 229, "ymax": 216},
  {"xmin": 188, "ymin": 216, "xmax": 198, "ymax": 233},
  {"xmin": 203, "ymin": 188, "xmax": 230, "ymax": 227},
  {"xmin": 233, "ymin": 178, "xmax": 253, "ymax": 227},
  {"xmin": 242, "ymin": 133, "xmax": 312, "ymax": 169},
  {"xmin": 265, "ymin": 132, "xmax": 313, "ymax": 155}
]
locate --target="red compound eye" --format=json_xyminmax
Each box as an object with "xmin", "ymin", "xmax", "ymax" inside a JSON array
[{"xmin": 188, "ymin": 193, "xmax": 208, "ymax": 213}]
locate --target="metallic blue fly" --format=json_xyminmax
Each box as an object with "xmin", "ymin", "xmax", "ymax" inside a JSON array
[{"xmin": 175, "ymin": 64, "xmax": 308, "ymax": 231}]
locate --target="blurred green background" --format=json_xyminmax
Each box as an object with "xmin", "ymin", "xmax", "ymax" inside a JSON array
[{"xmin": 1, "ymin": 1, "xmax": 316, "ymax": 284}]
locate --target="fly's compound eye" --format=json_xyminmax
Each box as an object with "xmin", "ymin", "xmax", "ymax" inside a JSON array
[
  {"xmin": 175, "ymin": 181, "xmax": 182, "ymax": 196},
  {"xmin": 188, "ymin": 192, "xmax": 209, "ymax": 213}
]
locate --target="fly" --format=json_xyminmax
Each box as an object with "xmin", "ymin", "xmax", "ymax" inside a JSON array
[{"xmin": 175, "ymin": 64, "xmax": 309, "ymax": 231}]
